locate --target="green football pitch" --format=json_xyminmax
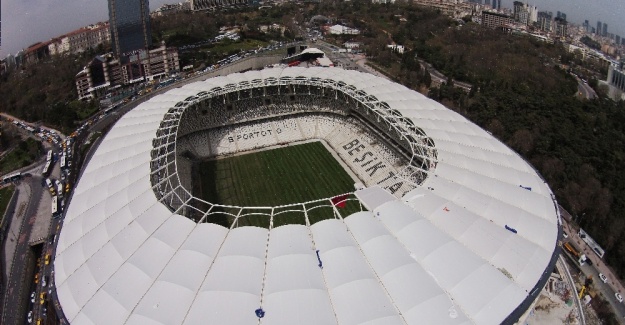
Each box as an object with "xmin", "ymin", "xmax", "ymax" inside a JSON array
[{"xmin": 194, "ymin": 141, "xmax": 363, "ymax": 228}]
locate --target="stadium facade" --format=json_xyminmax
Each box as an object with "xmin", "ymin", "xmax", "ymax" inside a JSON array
[{"xmin": 53, "ymin": 67, "xmax": 561, "ymax": 324}]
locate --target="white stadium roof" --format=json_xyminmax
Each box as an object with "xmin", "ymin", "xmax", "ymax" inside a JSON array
[{"xmin": 54, "ymin": 67, "xmax": 560, "ymax": 325}]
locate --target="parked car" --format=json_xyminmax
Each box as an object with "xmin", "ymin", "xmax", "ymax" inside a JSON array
[{"xmin": 616, "ymin": 292, "xmax": 623, "ymax": 303}]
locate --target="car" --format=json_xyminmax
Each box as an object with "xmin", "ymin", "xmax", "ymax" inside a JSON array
[
  {"xmin": 44, "ymin": 254, "xmax": 50, "ymax": 265},
  {"xmin": 599, "ymin": 273, "xmax": 608, "ymax": 283},
  {"xmin": 30, "ymin": 291, "xmax": 35, "ymax": 303},
  {"xmin": 42, "ymin": 275, "xmax": 47, "ymax": 287},
  {"xmin": 27, "ymin": 311, "xmax": 33, "ymax": 323},
  {"xmin": 42, "ymin": 307, "xmax": 47, "ymax": 317},
  {"xmin": 34, "ymin": 273, "xmax": 39, "ymax": 284},
  {"xmin": 562, "ymin": 231, "xmax": 568, "ymax": 239},
  {"xmin": 616, "ymin": 292, "xmax": 623, "ymax": 303},
  {"xmin": 39, "ymin": 292, "xmax": 46, "ymax": 305}
]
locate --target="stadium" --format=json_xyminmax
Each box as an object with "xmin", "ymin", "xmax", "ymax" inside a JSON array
[{"xmin": 53, "ymin": 67, "xmax": 561, "ymax": 325}]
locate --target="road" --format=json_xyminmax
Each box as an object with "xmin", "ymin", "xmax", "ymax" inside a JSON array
[
  {"xmin": 577, "ymin": 78, "xmax": 597, "ymax": 99},
  {"xmin": 562, "ymin": 216, "xmax": 625, "ymax": 323},
  {"xmin": 1, "ymin": 175, "xmax": 44, "ymax": 325}
]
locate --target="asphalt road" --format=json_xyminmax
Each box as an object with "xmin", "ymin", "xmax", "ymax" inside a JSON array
[
  {"xmin": 577, "ymin": 79, "xmax": 597, "ymax": 99},
  {"xmin": 2, "ymin": 175, "xmax": 44, "ymax": 325},
  {"xmin": 562, "ymin": 217, "xmax": 625, "ymax": 323}
]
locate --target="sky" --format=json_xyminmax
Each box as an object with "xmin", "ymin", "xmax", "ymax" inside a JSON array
[
  {"xmin": 1, "ymin": 0, "xmax": 625, "ymax": 59},
  {"xmin": 0, "ymin": 0, "xmax": 171, "ymax": 59}
]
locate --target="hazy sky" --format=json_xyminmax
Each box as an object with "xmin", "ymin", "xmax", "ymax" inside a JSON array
[
  {"xmin": 1, "ymin": 0, "xmax": 624, "ymax": 59},
  {"xmin": 0, "ymin": 0, "xmax": 171, "ymax": 59}
]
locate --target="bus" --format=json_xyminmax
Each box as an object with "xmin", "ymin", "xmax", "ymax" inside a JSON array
[
  {"xmin": 2, "ymin": 172, "xmax": 22, "ymax": 184},
  {"xmin": 42, "ymin": 161, "xmax": 51, "ymax": 177},
  {"xmin": 56, "ymin": 181, "xmax": 64, "ymax": 197},
  {"xmin": 60, "ymin": 155, "xmax": 66, "ymax": 169},
  {"xmin": 46, "ymin": 150, "xmax": 53, "ymax": 162},
  {"xmin": 51, "ymin": 195, "xmax": 58, "ymax": 216}
]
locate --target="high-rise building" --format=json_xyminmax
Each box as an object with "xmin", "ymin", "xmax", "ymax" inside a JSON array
[
  {"xmin": 497, "ymin": 0, "xmax": 501, "ymax": 10},
  {"xmin": 602, "ymin": 23, "xmax": 608, "ymax": 37},
  {"xmin": 554, "ymin": 17, "xmax": 567, "ymax": 37},
  {"xmin": 513, "ymin": 1, "xmax": 524, "ymax": 20},
  {"xmin": 513, "ymin": 1, "xmax": 530, "ymax": 25},
  {"xmin": 537, "ymin": 11, "xmax": 552, "ymax": 32},
  {"xmin": 108, "ymin": 0, "xmax": 152, "ymax": 58},
  {"xmin": 616, "ymin": 35, "xmax": 621, "ymax": 45},
  {"xmin": 528, "ymin": 5, "xmax": 538, "ymax": 24},
  {"xmin": 597, "ymin": 21, "xmax": 602, "ymax": 35}
]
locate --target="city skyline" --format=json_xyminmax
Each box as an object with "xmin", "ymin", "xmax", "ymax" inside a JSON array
[
  {"xmin": 1, "ymin": 0, "xmax": 625, "ymax": 59},
  {"xmin": 502, "ymin": 0, "xmax": 625, "ymax": 37}
]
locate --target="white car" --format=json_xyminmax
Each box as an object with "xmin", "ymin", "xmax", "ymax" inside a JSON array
[
  {"xmin": 27, "ymin": 311, "xmax": 33, "ymax": 323},
  {"xmin": 30, "ymin": 292, "xmax": 35, "ymax": 303},
  {"xmin": 616, "ymin": 292, "xmax": 623, "ymax": 303},
  {"xmin": 599, "ymin": 273, "xmax": 608, "ymax": 283}
]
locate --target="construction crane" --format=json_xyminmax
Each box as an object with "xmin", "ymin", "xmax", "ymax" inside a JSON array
[
  {"xmin": 579, "ymin": 275, "xmax": 594, "ymax": 299},
  {"xmin": 578, "ymin": 285, "xmax": 586, "ymax": 299}
]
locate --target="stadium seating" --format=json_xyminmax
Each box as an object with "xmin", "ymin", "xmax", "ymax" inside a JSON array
[{"xmin": 176, "ymin": 111, "xmax": 421, "ymax": 198}]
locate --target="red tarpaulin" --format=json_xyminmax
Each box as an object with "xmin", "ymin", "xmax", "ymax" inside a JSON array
[{"xmin": 331, "ymin": 194, "xmax": 349, "ymax": 208}]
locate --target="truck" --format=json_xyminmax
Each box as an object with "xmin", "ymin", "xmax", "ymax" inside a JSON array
[{"xmin": 563, "ymin": 242, "xmax": 588, "ymax": 266}]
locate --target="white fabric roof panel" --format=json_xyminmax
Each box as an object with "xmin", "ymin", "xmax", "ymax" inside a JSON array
[
  {"xmin": 311, "ymin": 219, "xmax": 404, "ymax": 325},
  {"xmin": 344, "ymin": 212, "xmax": 471, "ymax": 325},
  {"xmin": 262, "ymin": 225, "xmax": 336, "ymax": 325},
  {"xmin": 54, "ymin": 67, "xmax": 558, "ymax": 325},
  {"xmin": 183, "ymin": 227, "xmax": 267, "ymax": 325}
]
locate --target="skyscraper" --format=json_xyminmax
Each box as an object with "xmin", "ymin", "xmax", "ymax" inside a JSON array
[
  {"xmin": 537, "ymin": 11, "xmax": 552, "ymax": 32},
  {"xmin": 597, "ymin": 21, "xmax": 602, "ymax": 35},
  {"xmin": 602, "ymin": 23, "xmax": 608, "ymax": 37},
  {"xmin": 108, "ymin": 0, "xmax": 152, "ymax": 58}
]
